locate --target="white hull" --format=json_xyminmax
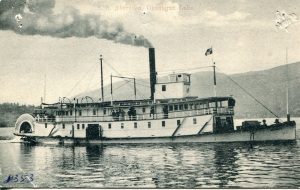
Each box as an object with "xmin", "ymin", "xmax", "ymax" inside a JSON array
[{"xmin": 23, "ymin": 123, "xmax": 296, "ymax": 145}]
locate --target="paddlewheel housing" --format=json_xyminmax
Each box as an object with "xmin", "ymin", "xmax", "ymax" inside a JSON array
[{"xmin": 15, "ymin": 114, "xmax": 35, "ymax": 134}]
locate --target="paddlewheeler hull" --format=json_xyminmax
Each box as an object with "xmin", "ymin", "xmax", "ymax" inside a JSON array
[{"xmin": 18, "ymin": 121, "xmax": 296, "ymax": 145}]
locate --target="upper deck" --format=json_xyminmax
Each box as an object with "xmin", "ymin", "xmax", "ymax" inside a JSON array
[{"xmin": 34, "ymin": 96, "xmax": 235, "ymax": 123}]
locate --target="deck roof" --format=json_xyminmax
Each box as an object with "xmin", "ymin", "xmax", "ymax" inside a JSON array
[{"xmin": 41, "ymin": 96, "xmax": 235, "ymax": 110}]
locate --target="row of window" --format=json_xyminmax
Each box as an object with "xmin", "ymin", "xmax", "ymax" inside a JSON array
[
  {"xmin": 57, "ymin": 108, "xmax": 149, "ymax": 117},
  {"xmin": 45, "ymin": 118, "xmax": 198, "ymax": 129},
  {"xmin": 106, "ymin": 119, "xmax": 198, "ymax": 130},
  {"xmin": 45, "ymin": 123, "xmax": 86, "ymax": 130},
  {"xmin": 55, "ymin": 101, "xmax": 229, "ymax": 117},
  {"xmin": 168, "ymin": 101, "xmax": 227, "ymax": 112},
  {"xmin": 56, "ymin": 110, "xmax": 97, "ymax": 116},
  {"xmin": 108, "ymin": 121, "xmax": 168, "ymax": 129}
]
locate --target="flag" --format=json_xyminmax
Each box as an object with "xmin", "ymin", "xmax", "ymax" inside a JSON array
[{"xmin": 205, "ymin": 48, "xmax": 213, "ymax": 56}]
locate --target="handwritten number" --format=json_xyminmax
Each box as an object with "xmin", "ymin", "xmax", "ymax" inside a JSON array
[
  {"xmin": 13, "ymin": 175, "xmax": 18, "ymax": 182},
  {"xmin": 20, "ymin": 175, "xmax": 25, "ymax": 182},
  {"xmin": 3, "ymin": 174, "xmax": 34, "ymax": 183},
  {"xmin": 3, "ymin": 175, "xmax": 13, "ymax": 183},
  {"xmin": 28, "ymin": 174, "xmax": 34, "ymax": 182}
]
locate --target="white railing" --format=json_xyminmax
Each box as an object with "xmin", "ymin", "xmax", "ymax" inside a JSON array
[{"xmin": 40, "ymin": 107, "xmax": 233, "ymax": 123}]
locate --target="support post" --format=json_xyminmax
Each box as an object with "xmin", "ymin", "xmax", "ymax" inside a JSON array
[
  {"xmin": 74, "ymin": 98, "xmax": 77, "ymax": 122},
  {"xmin": 72, "ymin": 125, "xmax": 74, "ymax": 139}
]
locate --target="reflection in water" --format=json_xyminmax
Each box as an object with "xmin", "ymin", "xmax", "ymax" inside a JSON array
[
  {"xmin": 0, "ymin": 141, "xmax": 300, "ymax": 188},
  {"xmin": 86, "ymin": 145, "xmax": 103, "ymax": 161},
  {"xmin": 213, "ymin": 144, "xmax": 239, "ymax": 187}
]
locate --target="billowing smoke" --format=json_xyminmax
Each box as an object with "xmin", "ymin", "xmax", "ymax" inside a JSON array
[{"xmin": 0, "ymin": 0, "xmax": 153, "ymax": 48}]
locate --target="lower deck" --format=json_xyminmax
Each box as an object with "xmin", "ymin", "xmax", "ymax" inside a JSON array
[{"xmin": 20, "ymin": 122, "xmax": 296, "ymax": 145}]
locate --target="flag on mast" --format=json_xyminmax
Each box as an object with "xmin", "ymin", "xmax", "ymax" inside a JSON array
[{"xmin": 205, "ymin": 47, "xmax": 213, "ymax": 56}]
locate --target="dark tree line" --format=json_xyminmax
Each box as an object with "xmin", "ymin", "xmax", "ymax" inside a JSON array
[{"xmin": 0, "ymin": 103, "xmax": 36, "ymax": 128}]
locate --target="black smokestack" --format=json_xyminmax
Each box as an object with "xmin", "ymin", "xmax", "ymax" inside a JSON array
[
  {"xmin": 149, "ymin": 48, "xmax": 156, "ymax": 100},
  {"xmin": 0, "ymin": 0, "xmax": 152, "ymax": 48}
]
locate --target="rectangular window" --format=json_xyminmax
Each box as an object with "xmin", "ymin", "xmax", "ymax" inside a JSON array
[
  {"xmin": 162, "ymin": 121, "xmax": 165, "ymax": 127},
  {"xmin": 222, "ymin": 100, "xmax": 228, "ymax": 107},
  {"xmin": 193, "ymin": 118, "xmax": 197, "ymax": 124},
  {"xmin": 169, "ymin": 105, "xmax": 173, "ymax": 111},
  {"xmin": 108, "ymin": 123, "xmax": 111, "ymax": 129},
  {"xmin": 184, "ymin": 104, "xmax": 188, "ymax": 110},
  {"xmin": 70, "ymin": 110, "xmax": 73, "ymax": 116},
  {"xmin": 134, "ymin": 122, "xmax": 137, "ymax": 128},
  {"xmin": 82, "ymin": 124, "xmax": 85, "ymax": 129},
  {"xmin": 205, "ymin": 103, "xmax": 209, "ymax": 108},
  {"xmin": 79, "ymin": 110, "xmax": 82, "ymax": 116},
  {"xmin": 77, "ymin": 124, "xmax": 80, "ymax": 130},
  {"xmin": 189, "ymin": 104, "xmax": 194, "ymax": 110},
  {"xmin": 93, "ymin": 109, "xmax": 96, "ymax": 115},
  {"xmin": 179, "ymin": 104, "xmax": 183, "ymax": 110},
  {"xmin": 121, "ymin": 123, "xmax": 124, "ymax": 129},
  {"xmin": 162, "ymin": 85, "xmax": 166, "ymax": 91},
  {"xmin": 66, "ymin": 111, "xmax": 68, "ymax": 116},
  {"xmin": 148, "ymin": 122, "xmax": 151, "ymax": 128},
  {"xmin": 142, "ymin": 108, "xmax": 146, "ymax": 113},
  {"xmin": 103, "ymin": 109, "xmax": 106, "ymax": 115},
  {"xmin": 177, "ymin": 120, "xmax": 181, "ymax": 126},
  {"xmin": 62, "ymin": 124, "xmax": 65, "ymax": 129},
  {"xmin": 45, "ymin": 123, "xmax": 47, "ymax": 128},
  {"xmin": 209, "ymin": 102, "xmax": 215, "ymax": 108},
  {"xmin": 174, "ymin": 105, "xmax": 178, "ymax": 111}
]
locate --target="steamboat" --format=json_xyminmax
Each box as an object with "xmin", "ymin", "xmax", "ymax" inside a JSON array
[{"xmin": 13, "ymin": 48, "xmax": 296, "ymax": 144}]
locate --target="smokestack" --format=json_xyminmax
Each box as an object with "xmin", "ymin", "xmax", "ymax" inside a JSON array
[{"xmin": 149, "ymin": 48, "xmax": 157, "ymax": 100}]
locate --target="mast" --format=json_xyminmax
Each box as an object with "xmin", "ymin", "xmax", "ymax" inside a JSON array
[
  {"xmin": 286, "ymin": 47, "xmax": 290, "ymax": 122},
  {"xmin": 133, "ymin": 78, "xmax": 136, "ymax": 100},
  {"xmin": 213, "ymin": 61, "xmax": 217, "ymax": 97},
  {"xmin": 43, "ymin": 74, "xmax": 47, "ymax": 103},
  {"xmin": 99, "ymin": 54, "xmax": 104, "ymax": 102},
  {"xmin": 110, "ymin": 74, "xmax": 113, "ymax": 105},
  {"xmin": 211, "ymin": 46, "xmax": 216, "ymax": 97}
]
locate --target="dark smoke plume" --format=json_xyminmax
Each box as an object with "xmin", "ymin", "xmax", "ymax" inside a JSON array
[{"xmin": 0, "ymin": 0, "xmax": 153, "ymax": 48}]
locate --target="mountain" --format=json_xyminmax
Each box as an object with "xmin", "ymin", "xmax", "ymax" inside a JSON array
[{"xmin": 75, "ymin": 62, "xmax": 300, "ymax": 118}]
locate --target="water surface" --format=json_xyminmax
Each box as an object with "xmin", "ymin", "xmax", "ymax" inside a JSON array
[{"xmin": 0, "ymin": 119, "xmax": 300, "ymax": 188}]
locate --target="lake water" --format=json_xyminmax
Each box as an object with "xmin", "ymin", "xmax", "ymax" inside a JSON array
[{"xmin": 0, "ymin": 118, "xmax": 300, "ymax": 188}]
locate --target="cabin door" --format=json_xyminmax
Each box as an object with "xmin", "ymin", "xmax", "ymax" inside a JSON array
[{"xmin": 86, "ymin": 124, "xmax": 101, "ymax": 140}]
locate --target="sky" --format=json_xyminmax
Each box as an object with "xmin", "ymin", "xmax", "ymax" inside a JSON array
[{"xmin": 0, "ymin": 0, "xmax": 300, "ymax": 105}]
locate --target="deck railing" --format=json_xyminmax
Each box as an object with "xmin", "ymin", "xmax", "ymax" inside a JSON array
[{"xmin": 35, "ymin": 107, "xmax": 233, "ymax": 123}]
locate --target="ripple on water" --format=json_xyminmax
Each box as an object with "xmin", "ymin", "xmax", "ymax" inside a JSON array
[{"xmin": 0, "ymin": 140, "xmax": 300, "ymax": 188}]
